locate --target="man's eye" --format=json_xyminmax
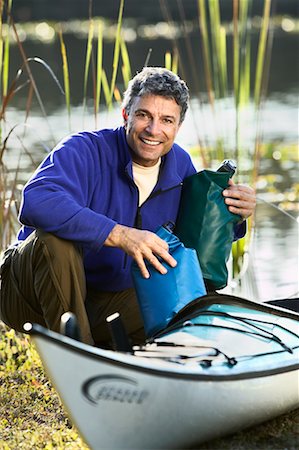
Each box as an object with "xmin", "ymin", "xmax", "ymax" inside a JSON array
[{"xmin": 163, "ymin": 118, "xmax": 173, "ymax": 124}]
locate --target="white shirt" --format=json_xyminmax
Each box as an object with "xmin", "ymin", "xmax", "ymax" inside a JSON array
[{"xmin": 132, "ymin": 159, "xmax": 162, "ymax": 206}]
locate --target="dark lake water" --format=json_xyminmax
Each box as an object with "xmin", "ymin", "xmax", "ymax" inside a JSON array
[{"xmin": 4, "ymin": 17, "xmax": 299, "ymax": 302}]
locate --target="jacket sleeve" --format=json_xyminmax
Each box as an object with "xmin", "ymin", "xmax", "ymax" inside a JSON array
[
  {"xmin": 18, "ymin": 134, "xmax": 116, "ymax": 251},
  {"xmin": 233, "ymin": 220, "xmax": 246, "ymax": 240}
]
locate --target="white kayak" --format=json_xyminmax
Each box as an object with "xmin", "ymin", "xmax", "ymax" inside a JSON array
[{"xmin": 24, "ymin": 294, "xmax": 299, "ymax": 449}]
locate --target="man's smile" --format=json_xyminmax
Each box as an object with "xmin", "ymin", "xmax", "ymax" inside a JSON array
[{"xmin": 140, "ymin": 137, "xmax": 162, "ymax": 146}]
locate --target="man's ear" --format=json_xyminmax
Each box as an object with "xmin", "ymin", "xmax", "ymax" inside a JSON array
[{"xmin": 122, "ymin": 108, "xmax": 128, "ymax": 125}]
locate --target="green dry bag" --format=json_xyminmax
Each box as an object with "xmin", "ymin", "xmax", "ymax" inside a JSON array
[{"xmin": 174, "ymin": 169, "xmax": 241, "ymax": 291}]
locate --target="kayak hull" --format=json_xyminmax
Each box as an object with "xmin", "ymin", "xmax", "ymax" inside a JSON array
[{"xmin": 27, "ymin": 294, "xmax": 299, "ymax": 449}]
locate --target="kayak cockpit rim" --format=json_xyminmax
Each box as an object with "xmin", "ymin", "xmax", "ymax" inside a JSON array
[{"xmin": 24, "ymin": 292, "xmax": 299, "ymax": 382}]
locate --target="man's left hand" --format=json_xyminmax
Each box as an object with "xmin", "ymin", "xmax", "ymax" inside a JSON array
[{"xmin": 222, "ymin": 179, "xmax": 256, "ymax": 220}]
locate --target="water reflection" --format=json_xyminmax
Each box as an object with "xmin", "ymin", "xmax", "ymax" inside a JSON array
[{"xmin": 243, "ymin": 202, "xmax": 298, "ymax": 301}]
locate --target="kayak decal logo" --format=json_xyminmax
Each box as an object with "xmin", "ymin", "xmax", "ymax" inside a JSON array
[{"xmin": 82, "ymin": 374, "xmax": 149, "ymax": 405}]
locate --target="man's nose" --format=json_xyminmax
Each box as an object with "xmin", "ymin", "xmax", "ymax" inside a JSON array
[{"xmin": 145, "ymin": 118, "xmax": 160, "ymax": 134}]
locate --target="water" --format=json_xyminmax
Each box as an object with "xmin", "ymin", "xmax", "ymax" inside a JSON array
[
  {"xmin": 225, "ymin": 201, "xmax": 298, "ymax": 302},
  {"xmin": 250, "ymin": 203, "xmax": 298, "ymax": 300}
]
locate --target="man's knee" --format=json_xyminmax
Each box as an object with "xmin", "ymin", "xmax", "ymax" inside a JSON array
[{"xmin": 35, "ymin": 230, "xmax": 82, "ymax": 262}]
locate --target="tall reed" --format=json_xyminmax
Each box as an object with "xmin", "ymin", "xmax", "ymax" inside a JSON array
[
  {"xmin": 94, "ymin": 20, "xmax": 103, "ymax": 125},
  {"xmin": 120, "ymin": 36, "xmax": 131, "ymax": 87},
  {"xmin": 82, "ymin": 17, "xmax": 94, "ymax": 115},
  {"xmin": 108, "ymin": 0, "xmax": 125, "ymax": 109},
  {"xmin": 0, "ymin": 0, "xmax": 4, "ymax": 103},
  {"xmin": 197, "ymin": 0, "xmax": 214, "ymax": 109},
  {"xmin": 58, "ymin": 28, "xmax": 71, "ymax": 130},
  {"xmin": 2, "ymin": 0, "xmax": 12, "ymax": 99},
  {"xmin": 165, "ymin": 49, "xmax": 179, "ymax": 74}
]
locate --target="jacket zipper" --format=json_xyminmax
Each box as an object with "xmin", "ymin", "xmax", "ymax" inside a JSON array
[
  {"xmin": 134, "ymin": 182, "xmax": 183, "ymax": 230},
  {"xmin": 122, "ymin": 175, "xmax": 183, "ymax": 270},
  {"xmin": 123, "ymin": 172, "xmax": 140, "ymax": 269}
]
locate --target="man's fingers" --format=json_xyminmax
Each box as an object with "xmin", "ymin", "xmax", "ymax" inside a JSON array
[
  {"xmin": 141, "ymin": 242, "xmax": 177, "ymax": 275},
  {"xmin": 149, "ymin": 242, "xmax": 177, "ymax": 267},
  {"xmin": 222, "ymin": 183, "xmax": 256, "ymax": 220},
  {"xmin": 134, "ymin": 253, "xmax": 151, "ymax": 279},
  {"xmin": 224, "ymin": 196, "xmax": 253, "ymax": 209},
  {"xmin": 113, "ymin": 227, "xmax": 177, "ymax": 278},
  {"xmin": 134, "ymin": 247, "xmax": 176, "ymax": 279},
  {"xmin": 223, "ymin": 185, "xmax": 255, "ymax": 198},
  {"xmin": 227, "ymin": 205, "xmax": 251, "ymax": 218}
]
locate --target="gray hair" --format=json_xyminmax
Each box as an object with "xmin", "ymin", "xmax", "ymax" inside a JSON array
[{"xmin": 122, "ymin": 67, "xmax": 189, "ymax": 124}]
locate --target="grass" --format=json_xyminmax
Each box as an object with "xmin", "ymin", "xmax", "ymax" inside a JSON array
[
  {"xmin": 0, "ymin": 322, "xmax": 89, "ymax": 449},
  {"xmin": 197, "ymin": 409, "xmax": 299, "ymax": 450},
  {"xmin": 1, "ymin": 322, "xmax": 298, "ymax": 450}
]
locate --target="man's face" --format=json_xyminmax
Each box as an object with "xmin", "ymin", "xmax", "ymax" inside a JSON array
[{"xmin": 124, "ymin": 94, "xmax": 182, "ymax": 167}]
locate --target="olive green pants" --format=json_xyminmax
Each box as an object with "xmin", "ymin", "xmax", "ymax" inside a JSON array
[{"xmin": 0, "ymin": 231, "xmax": 145, "ymax": 347}]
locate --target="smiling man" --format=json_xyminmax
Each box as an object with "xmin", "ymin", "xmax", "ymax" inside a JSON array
[
  {"xmin": 0, "ymin": 67, "xmax": 256, "ymax": 347},
  {"xmin": 125, "ymin": 94, "xmax": 182, "ymax": 166}
]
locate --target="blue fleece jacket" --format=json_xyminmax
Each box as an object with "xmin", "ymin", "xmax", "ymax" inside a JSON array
[{"xmin": 17, "ymin": 126, "xmax": 198, "ymax": 290}]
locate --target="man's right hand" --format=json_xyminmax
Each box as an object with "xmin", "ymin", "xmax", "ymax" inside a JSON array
[{"xmin": 104, "ymin": 224, "xmax": 177, "ymax": 279}]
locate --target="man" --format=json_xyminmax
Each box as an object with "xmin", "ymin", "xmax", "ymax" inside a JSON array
[{"xmin": 0, "ymin": 67, "xmax": 256, "ymax": 346}]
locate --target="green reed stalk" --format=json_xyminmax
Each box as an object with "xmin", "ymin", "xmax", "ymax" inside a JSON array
[
  {"xmin": 233, "ymin": 0, "xmax": 239, "ymax": 108},
  {"xmin": 238, "ymin": 0, "xmax": 251, "ymax": 108},
  {"xmin": 95, "ymin": 20, "xmax": 103, "ymax": 125},
  {"xmin": 0, "ymin": 0, "xmax": 4, "ymax": 98},
  {"xmin": 254, "ymin": 0, "xmax": 271, "ymax": 107},
  {"xmin": 239, "ymin": 37, "xmax": 251, "ymax": 107},
  {"xmin": 58, "ymin": 28, "xmax": 71, "ymax": 130},
  {"xmin": 120, "ymin": 36, "xmax": 131, "ymax": 88},
  {"xmin": 209, "ymin": 0, "xmax": 222, "ymax": 98},
  {"xmin": 101, "ymin": 69, "xmax": 111, "ymax": 107},
  {"xmin": 232, "ymin": 1, "xmax": 241, "ymax": 174},
  {"xmin": 198, "ymin": 0, "xmax": 214, "ymax": 108},
  {"xmin": 109, "ymin": 0, "xmax": 124, "ymax": 109},
  {"xmin": 219, "ymin": 26, "xmax": 228, "ymax": 98},
  {"xmin": 2, "ymin": 0, "xmax": 12, "ymax": 99},
  {"xmin": 171, "ymin": 47, "xmax": 179, "ymax": 74},
  {"xmin": 83, "ymin": 18, "xmax": 94, "ymax": 114},
  {"xmin": 165, "ymin": 51, "xmax": 171, "ymax": 71}
]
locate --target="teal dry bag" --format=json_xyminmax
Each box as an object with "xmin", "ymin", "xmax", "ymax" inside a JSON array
[
  {"xmin": 131, "ymin": 225, "xmax": 206, "ymax": 337},
  {"xmin": 174, "ymin": 169, "xmax": 242, "ymax": 290}
]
